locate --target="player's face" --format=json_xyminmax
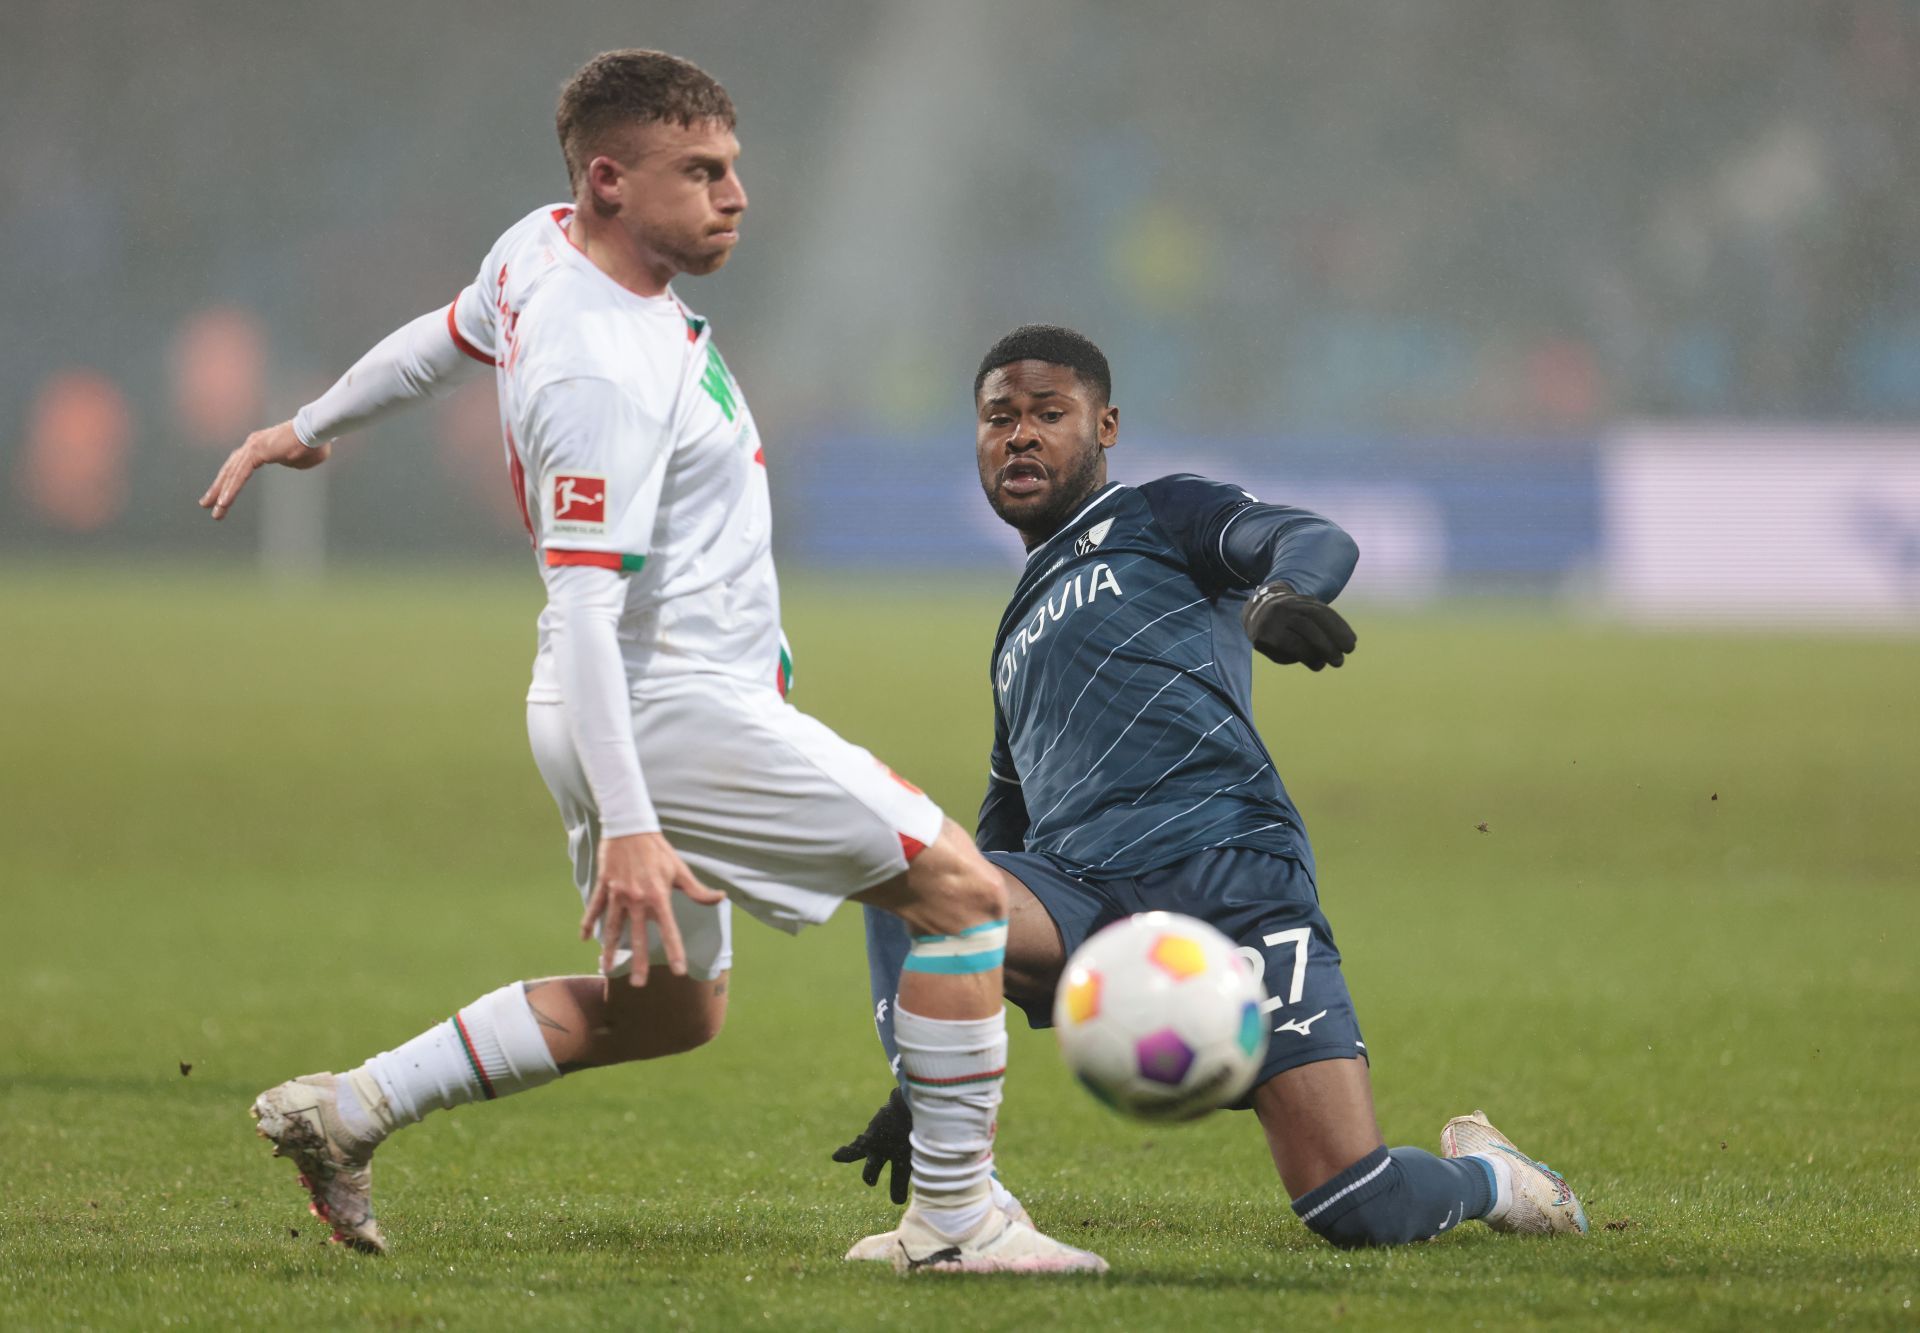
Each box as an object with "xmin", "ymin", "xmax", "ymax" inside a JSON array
[
  {"xmin": 976, "ymin": 361, "xmax": 1120, "ymax": 545},
  {"xmin": 595, "ymin": 119, "xmax": 747, "ymax": 277}
]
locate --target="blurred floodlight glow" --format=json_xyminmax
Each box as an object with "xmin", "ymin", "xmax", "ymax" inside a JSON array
[
  {"xmin": 1603, "ymin": 426, "xmax": 1920, "ymax": 627},
  {"xmin": 171, "ymin": 307, "xmax": 267, "ymax": 447},
  {"xmin": 20, "ymin": 371, "xmax": 131, "ymax": 532}
]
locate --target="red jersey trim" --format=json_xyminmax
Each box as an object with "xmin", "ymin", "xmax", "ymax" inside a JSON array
[
  {"xmin": 446, "ymin": 301, "xmax": 494, "ymax": 366},
  {"xmin": 544, "ymin": 549, "xmax": 646, "ymax": 573},
  {"xmin": 551, "ymin": 206, "xmax": 589, "ymax": 256}
]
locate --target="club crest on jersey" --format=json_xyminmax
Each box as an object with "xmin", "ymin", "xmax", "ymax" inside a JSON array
[
  {"xmin": 1073, "ymin": 517, "xmax": 1116, "ymax": 556},
  {"xmin": 550, "ymin": 473, "xmax": 608, "ymax": 534}
]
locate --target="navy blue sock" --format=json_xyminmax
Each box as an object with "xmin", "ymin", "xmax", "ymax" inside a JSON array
[
  {"xmin": 862, "ymin": 904, "xmax": 911, "ymax": 1093},
  {"xmin": 1292, "ymin": 1145, "xmax": 1496, "ymax": 1248}
]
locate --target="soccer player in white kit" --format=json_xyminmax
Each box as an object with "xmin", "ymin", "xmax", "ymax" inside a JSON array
[{"xmin": 200, "ymin": 50, "xmax": 1103, "ymax": 1275}]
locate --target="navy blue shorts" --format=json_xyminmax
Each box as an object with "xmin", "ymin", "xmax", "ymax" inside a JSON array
[{"xmin": 987, "ymin": 845, "xmax": 1367, "ymax": 1108}]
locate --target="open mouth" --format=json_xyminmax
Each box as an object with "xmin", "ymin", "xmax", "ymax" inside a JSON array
[{"xmin": 999, "ymin": 460, "xmax": 1048, "ymax": 498}]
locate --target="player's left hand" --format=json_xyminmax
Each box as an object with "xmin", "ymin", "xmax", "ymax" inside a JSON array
[
  {"xmin": 199, "ymin": 421, "xmax": 331, "ymax": 520},
  {"xmin": 1241, "ymin": 582, "xmax": 1357, "ymax": 671},
  {"xmin": 830, "ymin": 1088, "xmax": 913, "ymax": 1205}
]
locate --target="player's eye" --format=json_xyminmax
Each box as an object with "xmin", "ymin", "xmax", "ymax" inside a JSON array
[{"xmin": 1040, "ymin": 410, "xmax": 1065, "ymax": 422}]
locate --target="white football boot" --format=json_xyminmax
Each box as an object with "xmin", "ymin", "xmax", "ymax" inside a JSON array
[
  {"xmin": 1440, "ymin": 1109, "xmax": 1589, "ymax": 1236},
  {"xmin": 845, "ymin": 1177, "xmax": 1031, "ymax": 1261},
  {"xmin": 888, "ymin": 1198, "xmax": 1108, "ymax": 1274},
  {"xmin": 251, "ymin": 1072, "xmax": 390, "ymax": 1254}
]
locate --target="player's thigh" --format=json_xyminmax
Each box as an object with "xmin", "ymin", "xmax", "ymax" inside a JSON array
[
  {"xmin": 984, "ymin": 851, "xmax": 1115, "ymax": 1019},
  {"xmin": 1253, "ymin": 1058, "xmax": 1384, "ymax": 1198},
  {"xmin": 630, "ymin": 680, "xmax": 946, "ymax": 934},
  {"xmin": 1003, "ymin": 867, "xmax": 1069, "ymax": 1003},
  {"xmin": 1146, "ymin": 849, "xmax": 1370, "ymax": 1075},
  {"xmin": 1151, "ymin": 849, "xmax": 1379, "ymax": 1194},
  {"xmin": 526, "ymin": 701, "xmax": 732, "ymax": 981}
]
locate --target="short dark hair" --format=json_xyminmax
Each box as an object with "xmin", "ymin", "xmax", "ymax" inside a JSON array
[
  {"xmin": 556, "ymin": 50, "xmax": 737, "ymax": 192},
  {"xmin": 973, "ymin": 324, "xmax": 1112, "ymax": 404}
]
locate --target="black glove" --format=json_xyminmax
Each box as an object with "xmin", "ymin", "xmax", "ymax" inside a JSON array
[
  {"xmin": 1241, "ymin": 582, "xmax": 1357, "ymax": 671},
  {"xmin": 830, "ymin": 1088, "xmax": 914, "ymax": 1205}
]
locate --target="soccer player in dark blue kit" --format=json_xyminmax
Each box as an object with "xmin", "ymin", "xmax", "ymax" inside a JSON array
[{"xmin": 839, "ymin": 325, "xmax": 1587, "ymax": 1261}]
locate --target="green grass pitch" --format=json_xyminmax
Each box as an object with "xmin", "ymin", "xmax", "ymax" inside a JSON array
[{"xmin": 2, "ymin": 568, "xmax": 1916, "ymax": 1330}]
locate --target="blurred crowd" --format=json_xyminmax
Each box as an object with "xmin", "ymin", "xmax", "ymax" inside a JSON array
[{"xmin": 4, "ymin": 0, "xmax": 1918, "ymax": 545}]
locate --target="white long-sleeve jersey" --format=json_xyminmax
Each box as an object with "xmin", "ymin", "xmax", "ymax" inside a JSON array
[{"xmin": 291, "ymin": 204, "xmax": 787, "ymax": 835}]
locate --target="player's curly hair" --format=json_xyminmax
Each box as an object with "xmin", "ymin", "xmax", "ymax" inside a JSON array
[
  {"xmin": 973, "ymin": 324, "xmax": 1113, "ymax": 404},
  {"xmin": 556, "ymin": 50, "xmax": 736, "ymax": 192}
]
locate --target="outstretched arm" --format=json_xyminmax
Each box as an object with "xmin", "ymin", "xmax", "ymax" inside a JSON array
[
  {"xmin": 1142, "ymin": 475, "xmax": 1362, "ymax": 671},
  {"xmin": 199, "ymin": 303, "xmax": 488, "ymax": 519},
  {"xmin": 1216, "ymin": 502, "xmax": 1360, "ymax": 606},
  {"xmin": 1219, "ymin": 503, "xmax": 1361, "ymax": 671}
]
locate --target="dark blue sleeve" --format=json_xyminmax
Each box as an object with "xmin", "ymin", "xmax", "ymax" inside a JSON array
[
  {"xmin": 1140, "ymin": 473, "xmax": 1359, "ymax": 603},
  {"xmin": 975, "ymin": 702, "xmax": 1029, "ymax": 853}
]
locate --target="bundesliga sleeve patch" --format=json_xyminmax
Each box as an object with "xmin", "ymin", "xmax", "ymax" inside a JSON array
[{"xmin": 549, "ymin": 473, "xmax": 608, "ymax": 535}]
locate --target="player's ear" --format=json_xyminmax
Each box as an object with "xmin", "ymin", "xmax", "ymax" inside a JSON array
[
  {"xmin": 585, "ymin": 155, "xmax": 625, "ymax": 214},
  {"xmin": 1098, "ymin": 403, "xmax": 1119, "ymax": 450}
]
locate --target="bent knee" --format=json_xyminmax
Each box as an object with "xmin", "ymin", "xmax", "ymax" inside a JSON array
[
  {"xmin": 898, "ymin": 821, "xmax": 1007, "ymax": 934},
  {"xmin": 948, "ymin": 858, "xmax": 1008, "ymax": 925},
  {"xmin": 939, "ymin": 822, "xmax": 1010, "ymax": 919}
]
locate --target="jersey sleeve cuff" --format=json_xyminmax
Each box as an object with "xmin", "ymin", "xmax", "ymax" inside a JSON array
[
  {"xmin": 599, "ymin": 812, "xmax": 662, "ymax": 839},
  {"xmin": 290, "ymin": 408, "xmax": 324, "ymax": 449}
]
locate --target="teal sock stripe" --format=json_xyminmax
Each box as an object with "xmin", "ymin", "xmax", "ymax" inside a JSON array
[
  {"xmin": 902, "ymin": 919, "xmax": 1009, "ymax": 974},
  {"xmin": 902, "ymin": 947, "xmax": 1006, "ymax": 975}
]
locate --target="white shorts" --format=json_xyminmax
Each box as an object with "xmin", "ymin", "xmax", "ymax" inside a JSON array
[{"xmin": 526, "ymin": 675, "xmax": 946, "ymax": 981}]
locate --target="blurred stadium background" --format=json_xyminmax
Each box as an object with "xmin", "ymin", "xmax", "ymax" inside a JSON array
[
  {"xmin": 7, "ymin": 5, "xmax": 1920, "ymax": 1325},
  {"xmin": 6, "ymin": 0, "xmax": 1920, "ymax": 620}
]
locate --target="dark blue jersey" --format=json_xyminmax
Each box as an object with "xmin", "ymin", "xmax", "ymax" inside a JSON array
[{"xmin": 978, "ymin": 474, "xmax": 1358, "ymax": 878}]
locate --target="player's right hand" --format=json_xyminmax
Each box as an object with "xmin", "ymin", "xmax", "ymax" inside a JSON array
[
  {"xmin": 1241, "ymin": 582, "xmax": 1358, "ymax": 671},
  {"xmin": 199, "ymin": 421, "xmax": 331, "ymax": 520},
  {"xmin": 580, "ymin": 831, "xmax": 727, "ymax": 986},
  {"xmin": 830, "ymin": 1088, "xmax": 913, "ymax": 1205}
]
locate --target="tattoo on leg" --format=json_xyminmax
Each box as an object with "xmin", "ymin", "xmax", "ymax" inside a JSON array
[
  {"xmin": 521, "ymin": 979, "xmax": 572, "ymax": 1035},
  {"xmin": 712, "ymin": 981, "xmax": 727, "ymax": 999}
]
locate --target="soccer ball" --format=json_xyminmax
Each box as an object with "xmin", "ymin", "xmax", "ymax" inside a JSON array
[{"xmin": 1053, "ymin": 912, "xmax": 1269, "ymax": 1122}]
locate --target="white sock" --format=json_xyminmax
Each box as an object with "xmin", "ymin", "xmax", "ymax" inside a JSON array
[
  {"xmin": 894, "ymin": 1005, "xmax": 1007, "ymax": 1241},
  {"xmin": 1472, "ymin": 1152, "xmax": 1515, "ymax": 1222},
  {"xmin": 330, "ymin": 1068, "xmax": 392, "ymax": 1143},
  {"xmin": 353, "ymin": 982, "xmax": 561, "ymax": 1136}
]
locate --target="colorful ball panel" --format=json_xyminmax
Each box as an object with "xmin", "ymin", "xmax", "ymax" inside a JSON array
[
  {"xmin": 1134, "ymin": 1028, "xmax": 1196, "ymax": 1086},
  {"xmin": 1147, "ymin": 933, "xmax": 1209, "ymax": 981},
  {"xmin": 1063, "ymin": 969, "xmax": 1102, "ymax": 1025}
]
